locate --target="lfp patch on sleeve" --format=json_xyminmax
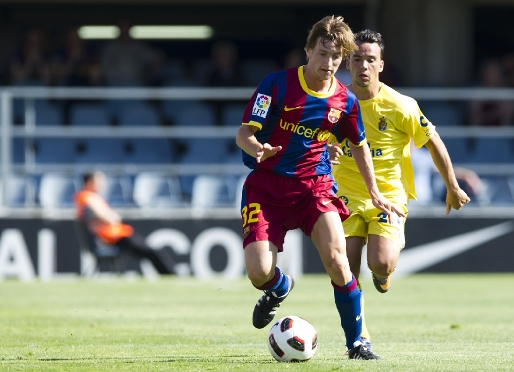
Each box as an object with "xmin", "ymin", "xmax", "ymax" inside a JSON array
[{"xmin": 252, "ymin": 94, "xmax": 272, "ymax": 118}]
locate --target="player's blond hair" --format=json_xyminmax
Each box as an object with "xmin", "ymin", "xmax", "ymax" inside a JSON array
[{"xmin": 305, "ymin": 15, "xmax": 357, "ymax": 59}]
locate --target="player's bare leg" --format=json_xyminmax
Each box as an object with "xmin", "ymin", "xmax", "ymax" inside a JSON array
[
  {"xmin": 367, "ymin": 234, "xmax": 401, "ymax": 293},
  {"xmin": 245, "ymin": 240, "xmax": 295, "ymax": 329},
  {"xmin": 311, "ymin": 212, "xmax": 379, "ymax": 360}
]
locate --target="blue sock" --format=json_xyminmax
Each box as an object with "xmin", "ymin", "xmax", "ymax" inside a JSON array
[
  {"xmin": 332, "ymin": 275, "xmax": 363, "ymax": 350},
  {"xmin": 255, "ymin": 267, "xmax": 289, "ymax": 298}
]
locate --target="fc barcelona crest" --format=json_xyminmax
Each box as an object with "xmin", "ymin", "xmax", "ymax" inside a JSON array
[
  {"xmin": 328, "ymin": 108, "xmax": 342, "ymax": 123},
  {"xmin": 378, "ymin": 116, "xmax": 388, "ymax": 131}
]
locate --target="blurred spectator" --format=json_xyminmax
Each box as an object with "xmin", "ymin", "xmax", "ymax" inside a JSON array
[
  {"xmin": 470, "ymin": 58, "xmax": 514, "ymax": 126},
  {"xmin": 283, "ymin": 47, "xmax": 305, "ymax": 69},
  {"xmin": 10, "ymin": 28, "xmax": 51, "ymax": 86},
  {"xmin": 51, "ymin": 27, "xmax": 102, "ymax": 87},
  {"xmin": 100, "ymin": 19, "xmax": 162, "ymax": 86},
  {"xmin": 205, "ymin": 40, "xmax": 244, "ymax": 87},
  {"xmin": 75, "ymin": 171, "xmax": 175, "ymax": 274},
  {"xmin": 502, "ymin": 52, "xmax": 514, "ymax": 88},
  {"xmin": 205, "ymin": 40, "xmax": 244, "ymax": 124}
]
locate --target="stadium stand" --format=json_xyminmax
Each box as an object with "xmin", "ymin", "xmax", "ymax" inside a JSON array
[
  {"xmin": 99, "ymin": 174, "xmax": 134, "ymax": 208},
  {"xmin": 38, "ymin": 173, "xmax": 81, "ymax": 209},
  {"xmin": 125, "ymin": 138, "xmax": 174, "ymax": 164},
  {"xmin": 118, "ymin": 102, "xmax": 161, "ymax": 126},
  {"xmin": 241, "ymin": 59, "xmax": 277, "ymax": 86},
  {"xmin": 75, "ymin": 138, "xmax": 127, "ymax": 164},
  {"xmin": 221, "ymin": 104, "xmax": 247, "ymax": 126},
  {"xmin": 421, "ymin": 102, "xmax": 464, "ymax": 126},
  {"xmin": 0, "ymin": 174, "xmax": 36, "ymax": 208},
  {"xmin": 191, "ymin": 175, "xmax": 235, "ymax": 209},
  {"xmin": 70, "ymin": 103, "xmax": 111, "ymax": 126},
  {"xmin": 35, "ymin": 138, "xmax": 78, "ymax": 163},
  {"xmin": 133, "ymin": 172, "xmax": 184, "ymax": 208}
]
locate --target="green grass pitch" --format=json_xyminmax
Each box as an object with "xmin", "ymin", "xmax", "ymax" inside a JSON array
[{"xmin": 1, "ymin": 274, "xmax": 513, "ymax": 371}]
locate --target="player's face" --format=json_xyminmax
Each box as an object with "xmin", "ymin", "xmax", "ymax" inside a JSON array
[
  {"xmin": 347, "ymin": 41, "xmax": 384, "ymax": 88},
  {"xmin": 305, "ymin": 38, "xmax": 343, "ymax": 81}
]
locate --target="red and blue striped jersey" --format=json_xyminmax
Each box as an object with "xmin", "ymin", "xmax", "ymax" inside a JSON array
[{"xmin": 241, "ymin": 66, "xmax": 366, "ymax": 178}]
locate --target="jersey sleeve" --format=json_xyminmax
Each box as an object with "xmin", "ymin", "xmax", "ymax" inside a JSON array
[
  {"xmin": 401, "ymin": 98, "xmax": 435, "ymax": 148},
  {"xmin": 331, "ymin": 96, "xmax": 366, "ymax": 146},
  {"xmin": 241, "ymin": 74, "xmax": 276, "ymax": 130}
]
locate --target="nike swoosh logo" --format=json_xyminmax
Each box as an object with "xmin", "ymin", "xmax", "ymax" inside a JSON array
[
  {"xmin": 284, "ymin": 105, "xmax": 303, "ymax": 111},
  {"xmin": 395, "ymin": 221, "xmax": 514, "ymax": 277},
  {"xmin": 359, "ymin": 221, "xmax": 514, "ymax": 278},
  {"xmin": 322, "ymin": 200, "xmax": 333, "ymax": 205},
  {"xmin": 356, "ymin": 314, "xmax": 361, "ymax": 321}
]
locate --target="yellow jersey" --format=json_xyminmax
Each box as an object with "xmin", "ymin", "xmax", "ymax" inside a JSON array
[{"xmin": 332, "ymin": 83, "xmax": 435, "ymax": 204}]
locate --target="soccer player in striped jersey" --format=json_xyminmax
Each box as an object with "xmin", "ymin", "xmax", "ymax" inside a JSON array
[
  {"xmin": 329, "ymin": 30, "xmax": 470, "ymax": 350},
  {"xmin": 236, "ymin": 16, "xmax": 404, "ymax": 360}
]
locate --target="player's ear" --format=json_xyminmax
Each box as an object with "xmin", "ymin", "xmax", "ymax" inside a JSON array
[{"xmin": 379, "ymin": 59, "xmax": 384, "ymax": 72}]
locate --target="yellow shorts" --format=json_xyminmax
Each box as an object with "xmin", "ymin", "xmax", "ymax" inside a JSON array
[{"xmin": 340, "ymin": 195, "xmax": 408, "ymax": 249}]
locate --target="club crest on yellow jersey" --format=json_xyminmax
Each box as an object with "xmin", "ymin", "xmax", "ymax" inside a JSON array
[
  {"xmin": 328, "ymin": 108, "xmax": 342, "ymax": 123},
  {"xmin": 378, "ymin": 116, "xmax": 388, "ymax": 131}
]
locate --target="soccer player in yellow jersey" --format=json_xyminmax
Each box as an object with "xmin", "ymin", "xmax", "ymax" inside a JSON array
[{"xmin": 329, "ymin": 30, "xmax": 470, "ymax": 349}]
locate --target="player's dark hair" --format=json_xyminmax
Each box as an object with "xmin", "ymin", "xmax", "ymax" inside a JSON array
[
  {"xmin": 355, "ymin": 29, "xmax": 384, "ymax": 59},
  {"xmin": 305, "ymin": 15, "xmax": 357, "ymax": 60}
]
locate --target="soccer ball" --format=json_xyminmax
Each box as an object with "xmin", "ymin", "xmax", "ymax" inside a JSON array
[{"xmin": 267, "ymin": 316, "xmax": 318, "ymax": 362}]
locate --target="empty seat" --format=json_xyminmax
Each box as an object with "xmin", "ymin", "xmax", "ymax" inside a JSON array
[
  {"xmin": 133, "ymin": 172, "xmax": 184, "ymax": 208},
  {"xmin": 35, "ymin": 138, "xmax": 77, "ymax": 163},
  {"xmin": 118, "ymin": 103, "xmax": 160, "ymax": 126},
  {"xmin": 36, "ymin": 102, "xmax": 64, "ymax": 126},
  {"xmin": 191, "ymin": 175, "xmax": 235, "ymax": 209},
  {"xmin": 469, "ymin": 138, "xmax": 513, "ymax": 163},
  {"xmin": 173, "ymin": 102, "xmax": 216, "ymax": 126},
  {"xmin": 125, "ymin": 139, "xmax": 174, "ymax": 164},
  {"xmin": 38, "ymin": 173, "xmax": 80, "ymax": 208},
  {"xmin": 234, "ymin": 175, "xmax": 247, "ymax": 210},
  {"xmin": 441, "ymin": 138, "xmax": 471, "ymax": 164},
  {"xmin": 179, "ymin": 138, "xmax": 228, "ymax": 164},
  {"xmin": 0, "ymin": 174, "xmax": 36, "ymax": 207},
  {"xmin": 241, "ymin": 59, "xmax": 277, "ymax": 86},
  {"xmin": 70, "ymin": 103, "xmax": 110, "ymax": 126},
  {"xmin": 421, "ymin": 102, "xmax": 464, "ymax": 126},
  {"xmin": 12, "ymin": 138, "xmax": 26, "ymax": 163},
  {"xmin": 99, "ymin": 175, "xmax": 134, "ymax": 207},
  {"xmin": 221, "ymin": 104, "xmax": 246, "ymax": 126},
  {"xmin": 75, "ymin": 138, "xmax": 127, "ymax": 164}
]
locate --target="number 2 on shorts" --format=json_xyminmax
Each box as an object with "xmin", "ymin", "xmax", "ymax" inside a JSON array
[{"xmin": 241, "ymin": 203, "xmax": 260, "ymax": 227}]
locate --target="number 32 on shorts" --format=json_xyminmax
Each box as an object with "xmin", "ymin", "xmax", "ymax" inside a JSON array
[{"xmin": 241, "ymin": 203, "xmax": 261, "ymax": 227}]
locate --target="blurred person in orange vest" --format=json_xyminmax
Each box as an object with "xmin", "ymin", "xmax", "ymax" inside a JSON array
[{"xmin": 74, "ymin": 171, "xmax": 175, "ymax": 274}]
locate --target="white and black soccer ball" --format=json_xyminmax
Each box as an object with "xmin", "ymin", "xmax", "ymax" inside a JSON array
[{"xmin": 267, "ymin": 315, "xmax": 318, "ymax": 362}]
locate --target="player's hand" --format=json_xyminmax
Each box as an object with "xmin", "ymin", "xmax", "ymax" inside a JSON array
[
  {"xmin": 371, "ymin": 193, "xmax": 406, "ymax": 223},
  {"xmin": 256, "ymin": 143, "xmax": 282, "ymax": 163},
  {"xmin": 327, "ymin": 143, "xmax": 344, "ymax": 165},
  {"xmin": 445, "ymin": 187, "xmax": 470, "ymax": 215}
]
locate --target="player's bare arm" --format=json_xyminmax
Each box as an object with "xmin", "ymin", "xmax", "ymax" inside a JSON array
[
  {"xmin": 349, "ymin": 142, "xmax": 405, "ymax": 219},
  {"xmin": 236, "ymin": 124, "xmax": 282, "ymax": 163},
  {"xmin": 424, "ymin": 131, "xmax": 470, "ymax": 214}
]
